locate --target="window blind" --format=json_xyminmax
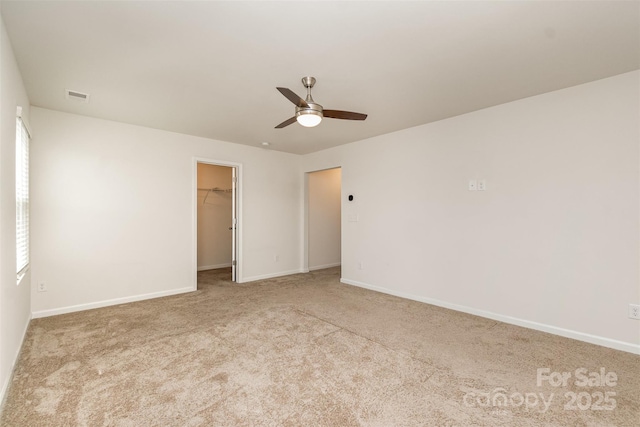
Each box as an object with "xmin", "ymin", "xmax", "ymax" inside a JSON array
[{"xmin": 16, "ymin": 116, "xmax": 30, "ymax": 278}]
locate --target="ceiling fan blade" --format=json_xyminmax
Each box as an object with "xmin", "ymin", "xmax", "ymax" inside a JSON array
[
  {"xmin": 277, "ymin": 87, "xmax": 309, "ymax": 108},
  {"xmin": 323, "ymin": 110, "xmax": 367, "ymax": 121},
  {"xmin": 275, "ymin": 116, "xmax": 297, "ymax": 129}
]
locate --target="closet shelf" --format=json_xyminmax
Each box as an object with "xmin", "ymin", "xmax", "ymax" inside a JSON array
[
  {"xmin": 197, "ymin": 187, "xmax": 232, "ymax": 192},
  {"xmin": 198, "ymin": 187, "xmax": 232, "ymax": 204}
]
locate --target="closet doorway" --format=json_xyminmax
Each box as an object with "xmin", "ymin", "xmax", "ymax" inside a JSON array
[
  {"xmin": 306, "ymin": 167, "xmax": 342, "ymax": 272},
  {"xmin": 196, "ymin": 161, "xmax": 239, "ymax": 282}
]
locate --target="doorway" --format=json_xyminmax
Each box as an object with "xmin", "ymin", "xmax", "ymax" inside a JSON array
[
  {"xmin": 306, "ymin": 167, "xmax": 342, "ymax": 272},
  {"xmin": 196, "ymin": 160, "xmax": 240, "ymax": 282}
]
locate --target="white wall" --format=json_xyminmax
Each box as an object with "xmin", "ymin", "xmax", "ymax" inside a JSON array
[
  {"xmin": 0, "ymin": 16, "xmax": 31, "ymax": 403},
  {"xmin": 30, "ymin": 107, "xmax": 301, "ymax": 316},
  {"xmin": 197, "ymin": 163, "xmax": 232, "ymax": 270},
  {"xmin": 308, "ymin": 168, "xmax": 341, "ymax": 270},
  {"xmin": 302, "ymin": 71, "xmax": 640, "ymax": 353}
]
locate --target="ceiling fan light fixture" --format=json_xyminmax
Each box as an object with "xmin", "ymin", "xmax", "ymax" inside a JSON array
[{"xmin": 296, "ymin": 110, "xmax": 322, "ymax": 127}]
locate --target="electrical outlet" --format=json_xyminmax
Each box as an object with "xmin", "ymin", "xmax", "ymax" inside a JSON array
[
  {"xmin": 38, "ymin": 282, "xmax": 47, "ymax": 292},
  {"xmin": 629, "ymin": 304, "xmax": 640, "ymax": 320},
  {"xmin": 478, "ymin": 179, "xmax": 486, "ymax": 191}
]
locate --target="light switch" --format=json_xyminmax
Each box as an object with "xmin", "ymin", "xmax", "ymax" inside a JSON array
[{"xmin": 468, "ymin": 180, "xmax": 477, "ymax": 191}]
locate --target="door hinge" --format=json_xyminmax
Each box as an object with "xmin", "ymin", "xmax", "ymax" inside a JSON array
[
  {"xmin": 232, "ymin": 260, "xmax": 237, "ymax": 266},
  {"xmin": 232, "ymin": 177, "xmax": 238, "ymax": 184}
]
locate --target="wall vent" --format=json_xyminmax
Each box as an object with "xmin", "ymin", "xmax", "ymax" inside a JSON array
[{"xmin": 65, "ymin": 89, "xmax": 90, "ymax": 103}]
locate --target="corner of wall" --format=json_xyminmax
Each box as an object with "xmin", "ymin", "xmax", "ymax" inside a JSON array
[{"xmin": 0, "ymin": 12, "xmax": 32, "ymax": 410}]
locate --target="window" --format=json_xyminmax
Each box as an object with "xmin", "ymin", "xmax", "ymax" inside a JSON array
[{"xmin": 16, "ymin": 108, "xmax": 30, "ymax": 281}]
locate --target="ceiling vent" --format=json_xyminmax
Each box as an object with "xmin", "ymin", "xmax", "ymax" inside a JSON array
[{"xmin": 65, "ymin": 89, "xmax": 90, "ymax": 103}]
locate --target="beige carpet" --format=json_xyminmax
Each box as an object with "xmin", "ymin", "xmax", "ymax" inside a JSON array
[{"xmin": 1, "ymin": 267, "xmax": 638, "ymax": 426}]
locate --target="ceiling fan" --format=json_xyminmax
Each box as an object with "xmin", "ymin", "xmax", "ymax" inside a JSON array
[{"xmin": 275, "ymin": 77, "xmax": 367, "ymax": 128}]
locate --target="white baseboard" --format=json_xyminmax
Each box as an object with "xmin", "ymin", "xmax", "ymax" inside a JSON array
[
  {"xmin": 242, "ymin": 269, "xmax": 306, "ymax": 283},
  {"xmin": 0, "ymin": 313, "xmax": 31, "ymax": 408},
  {"xmin": 340, "ymin": 278, "xmax": 640, "ymax": 355},
  {"xmin": 31, "ymin": 286, "xmax": 194, "ymax": 319},
  {"xmin": 197, "ymin": 263, "xmax": 232, "ymax": 271},
  {"xmin": 309, "ymin": 262, "xmax": 341, "ymax": 271}
]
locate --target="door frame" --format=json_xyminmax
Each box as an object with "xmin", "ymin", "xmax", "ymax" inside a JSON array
[
  {"xmin": 193, "ymin": 157, "xmax": 243, "ymax": 287},
  {"xmin": 303, "ymin": 166, "xmax": 342, "ymax": 274}
]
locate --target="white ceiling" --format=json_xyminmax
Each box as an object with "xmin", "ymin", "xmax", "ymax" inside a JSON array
[{"xmin": 2, "ymin": 1, "xmax": 638, "ymax": 155}]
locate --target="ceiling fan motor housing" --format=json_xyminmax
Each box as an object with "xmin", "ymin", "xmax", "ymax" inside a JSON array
[{"xmin": 296, "ymin": 102, "xmax": 323, "ymax": 118}]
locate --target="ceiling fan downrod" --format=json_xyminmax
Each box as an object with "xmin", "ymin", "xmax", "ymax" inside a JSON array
[{"xmin": 302, "ymin": 76, "xmax": 316, "ymax": 103}]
